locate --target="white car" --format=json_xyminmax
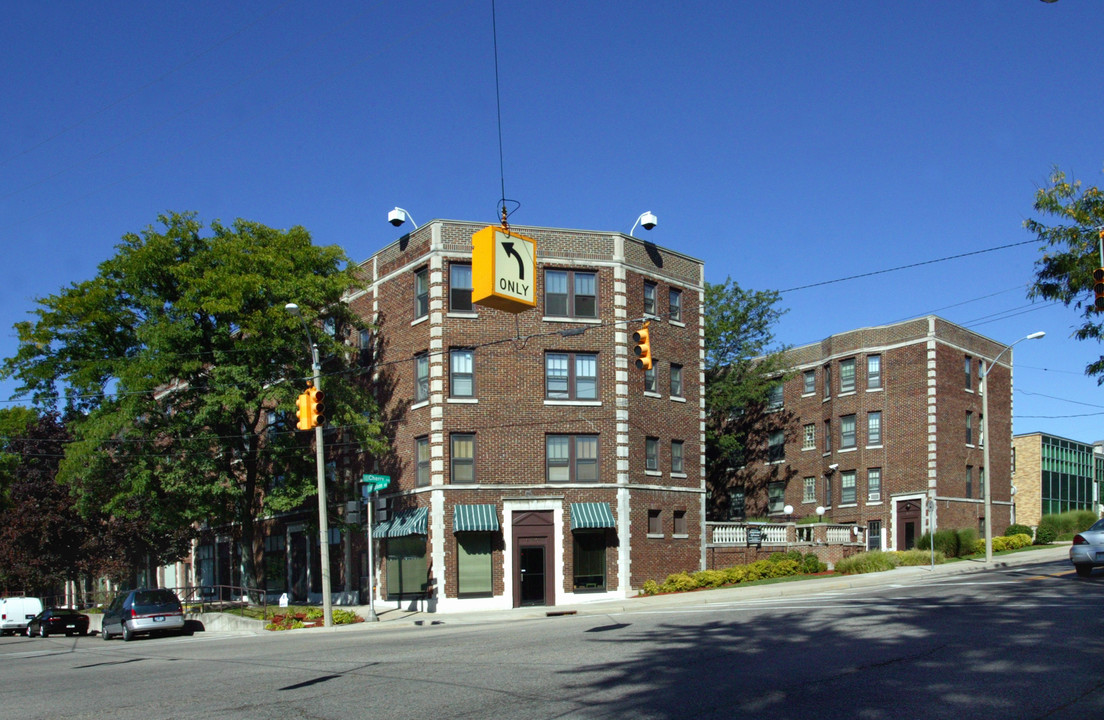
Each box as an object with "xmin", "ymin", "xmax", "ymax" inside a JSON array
[{"xmin": 1070, "ymin": 518, "xmax": 1104, "ymax": 577}]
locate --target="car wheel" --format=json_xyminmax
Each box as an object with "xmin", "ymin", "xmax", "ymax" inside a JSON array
[
  {"xmin": 101, "ymin": 626, "xmax": 111, "ymax": 641},
  {"xmin": 121, "ymin": 622, "xmax": 133, "ymax": 642},
  {"xmin": 1076, "ymin": 564, "xmax": 1093, "ymax": 577},
  {"xmin": 26, "ymin": 626, "xmax": 32, "ymax": 638},
  {"xmin": 39, "ymin": 625, "xmax": 48, "ymax": 638}
]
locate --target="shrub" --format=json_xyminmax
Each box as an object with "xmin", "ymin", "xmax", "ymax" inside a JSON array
[
  {"xmin": 955, "ymin": 528, "xmax": 978, "ymax": 555},
  {"xmin": 1005, "ymin": 523, "xmax": 1033, "ymax": 538},
  {"xmin": 1034, "ymin": 524, "xmax": 1057, "ymax": 545},
  {"xmin": 896, "ymin": 549, "xmax": 944, "ymax": 566},
  {"xmin": 693, "ymin": 569, "xmax": 729, "ymax": 588},
  {"xmin": 835, "ymin": 550, "xmax": 897, "ymax": 575},
  {"xmin": 332, "ymin": 608, "xmax": 361, "ymax": 625},
  {"xmin": 661, "ymin": 572, "xmax": 698, "ymax": 593},
  {"xmin": 641, "ymin": 580, "xmax": 660, "ymax": 596},
  {"xmin": 802, "ymin": 553, "xmax": 825, "ymax": 574},
  {"xmin": 304, "ymin": 608, "xmax": 323, "ymax": 621}
]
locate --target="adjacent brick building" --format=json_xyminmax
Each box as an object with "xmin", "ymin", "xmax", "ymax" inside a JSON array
[
  {"xmin": 733, "ymin": 317, "xmax": 1016, "ymax": 551},
  {"xmin": 347, "ymin": 220, "xmax": 705, "ymax": 611},
  {"xmin": 1012, "ymin": 432, "xmax": 1104, "ymax": 528}
]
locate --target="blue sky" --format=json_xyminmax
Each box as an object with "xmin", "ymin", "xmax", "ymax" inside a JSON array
[{"xmin": 2, "ymin": 1, "xmax": 1103, "ymax": 441}]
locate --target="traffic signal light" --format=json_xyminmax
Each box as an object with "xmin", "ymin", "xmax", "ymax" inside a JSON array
[
  {"xmin": 295, "ymin": 390, "xmax": 312, "ymax": 431},
  {"xmin": 633, "ymin": 322, "xmax": 652, "ymax": 370},
  {"xmin": 306, "ymin": 385, "xmax": 325, "ymax": 428},
  {"xmin": 1093, "ymin": 267, "xmax": 1104, "ymax": 311}
]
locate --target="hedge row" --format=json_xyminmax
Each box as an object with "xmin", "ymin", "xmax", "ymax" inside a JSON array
[
  {"xmin": 972, "ymin": 533, "xmax": 1033, "ymax": 554},
  {"xmin": 640, "ymin": 551, "xmax": 826, "ymax": 596}
]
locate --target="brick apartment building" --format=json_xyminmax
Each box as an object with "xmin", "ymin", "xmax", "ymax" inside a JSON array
[
  {"xmin": 345, "ymin": 219, "xmax": 705, "ymax": 612},
  {"xmin": 1012, "ymin": 432, "xmax": 1104, "ymax": 528},
  {"xmin": 734, "ymin": 317, "xmax": 1016, "ymax": 551}
]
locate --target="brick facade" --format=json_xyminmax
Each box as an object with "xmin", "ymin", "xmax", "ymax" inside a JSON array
[
  {"xmin": 737, "ymin": 317, "xmax": 1015, "ymax": 550},
  {"xmin": 347, "ymin": 220, "xmax": 704, "ymax": 611}
]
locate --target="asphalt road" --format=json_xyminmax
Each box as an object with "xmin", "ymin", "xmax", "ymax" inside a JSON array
[{"xmin": 1, "ymin": 556, "xmax": 1100, "ymax": 720}]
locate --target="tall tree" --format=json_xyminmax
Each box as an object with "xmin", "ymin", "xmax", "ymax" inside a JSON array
[
  {"xmin": 1025, "ymin": 167, "xmax": 1104, "ymax": 380},
  {"xmin": 2, "ymin": 212, "xmax": 387, "ymax": 589},
  {"xmin": 703, "ymin": 278, "xmax": 794, "ymax": 520}
]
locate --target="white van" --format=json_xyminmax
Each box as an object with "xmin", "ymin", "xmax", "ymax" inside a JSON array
[{"xmin": 0, "ymin": 597, "xmax": 44, "ymax": 635}]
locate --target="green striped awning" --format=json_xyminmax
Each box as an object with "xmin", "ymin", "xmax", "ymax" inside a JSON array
[
  {"xmin": 373, "ymin": 507, "xmax": 429, "ymax": 539},
  {"xmin": 570, "ymin": 502, "xmax": 616, "ymax": 530},
  {"xmin": 453, "ymin": 504, "xmax": 499, "ymax": 532}
]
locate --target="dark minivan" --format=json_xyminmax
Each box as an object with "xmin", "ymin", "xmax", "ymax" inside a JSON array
[{"xmin": 101, "ymin": 588, "xmax": 187, "ymax": 641}]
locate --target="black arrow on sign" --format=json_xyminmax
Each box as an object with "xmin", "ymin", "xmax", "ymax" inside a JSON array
[{"xmin": 501, "ymin": 241, "xmax": 526, "ymax": 280}]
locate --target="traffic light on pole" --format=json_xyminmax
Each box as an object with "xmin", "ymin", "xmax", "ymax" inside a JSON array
[
  {"xmin": 295, "ymin": 390, "xmax": 312, "ymax": 431},
  {"xmin": 1094, "ymin": 267, "xmax": 1104, "ymax": 311},
  {"xmin": 633, "ymin": 322, "xmax": 652, "ymax": 370},
  {"xmin": 306, "ymin": 385, "xmax": 325, "ymax": 428}
]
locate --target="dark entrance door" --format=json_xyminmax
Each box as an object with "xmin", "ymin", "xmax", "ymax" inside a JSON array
[
  {"xmin": 519, "ymin": 546, "xmax": 546, "ymax": 606},
  {"xmin": 897, "ymin": 500, "xmax": 922, "ymax": 550},
  {"xmin": 512, "ymin": 510, "xmax": 554, "ymax": 608},
  {"xmin": 289, "ymin": 529, "xmax": 309, "ymax": 601}
]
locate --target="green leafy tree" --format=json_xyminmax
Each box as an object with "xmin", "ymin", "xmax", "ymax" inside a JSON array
[
  {"xmin": 2, "ymin": 212, "xmax": 387, "ymax": 589},
  {"xmin": 1026, "ymin": 167, "xmax": 1104, "ymax": 379},
  {"xmin": 704, "ymin": 278, "xmax": 794, "ymax": 520}
]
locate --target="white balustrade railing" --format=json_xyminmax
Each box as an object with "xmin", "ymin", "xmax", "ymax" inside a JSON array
[{"xmin": 708, "ymin": 522, "xmax": 858, "ymax": 546}]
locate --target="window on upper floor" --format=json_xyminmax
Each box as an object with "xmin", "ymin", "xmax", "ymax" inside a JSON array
[
  {"xmin": 545, "ymin": 269, "xmax": 597, "ymax": 318},
  {"xmin": 415, "ymin": 436, "xmax": 430, "ymax": 487},
  {"xmin": 868, "ymin": 468, "xmax": 882, "ymax": 502},
  {"xmin": 767, "ymin": 382, "xmax": 783, "ymax": 410},
  {"xmin": 643, "ymin": 281, "xmax": 658, "ymax": 317},
  {"xmin": 824, "ymin": 364, "xmax": 832, "ymax": 398},
  {"xmin": 669, "ymin": 287, "xmax": 683, "ymax": 322},
  {"xmin": 966, "ymin": 465, "xmax": 973, "ymax": 499},
  {"xmin": 803, "ymin": 476, "xmax": 816, "ymax": 503},
  {"xmin": 966, "ymin": 411, "xmax": 974, "ymax": 445},
  {"xmin": 867, "ymin": 411, "xmax": 882, "ymax": 446},
  {"xmin": 546, "ymin": 434, "xmax": 598, "ymax": 482},
  {"xmin": 546, "ymin": 352, "xmax": 598, "ymax": 400},
  {"xmin": 414, "ymin": 352, "xmax": 429, "ymax": 402},
  {"xmin": 450, "ymin": 349, "xmax": 474, "ymax": 398},
  {"xmin": 867, "ymin": 354, "xmax": 882, "ymax": 389},
  {"xmin": 824, "ymin": 419, "xmax": 832, "ymax": 452},
  {"xmin": 449, "ymin": 263, "xmax": 473, "ymax": 313},
  {"xmin": 965, "ymin": 356, "xmax": 973, "ymax": 390},
  {"xmin": 840, "ymin": 358, "xmax": 856, "ymax": 394},
  {"xmin": 648, "ymin": 509, "xmax": 662, "ymax": 535},
  {"xmin": 803, "ymin": 370, "xmax": 816, "ymax": 395},
  {"xmin": 414, "ymin": 267, "xmax": 429, "ymax": 319},
  {"xmin": 768, "ymin": 482, "xmax": 785, "ymax": 513},
  {"xmin": 840, "ymin": 414, "xmax": 856, "ymax": 449},
  {"xmin": 673, "ymin": 509, "xmax": 687, "ymax": 536},
  {"xmin": 645, "ymin": 437, "xmax": 659, "ymax": 471},
  {"xmin": 671, "ymin": 440, "xmax": 684, "ymax": 474},
  {"xmin": 768, "ymin": 429, "xmax": 785, "ymax": 463},
  {"xmin": 802, "ymin": 423, "xmax": 816, "ymax": 450},
  {"xmin": 450, "ymin": 433, "xmax": 475, "ymax": 484},
  {"xmin": 840, "ymin": 471, "xmax": 856, "ymax": 504},
  {"xmin": 670, "ymin": 364, "xmax": 684, "ymax": 398},
  {"xmin": 644, "ymin": 366, "xmax": 657, "ymax": 393}
]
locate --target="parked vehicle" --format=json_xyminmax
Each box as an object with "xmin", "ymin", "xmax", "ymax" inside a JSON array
[
  {"xmin": 101, "ymin": 588, "xmax": 186, "ymax": 641},
  {"xmin": 0, "ymin": 597, "xmax": 44, "ymax": 635},
  {"xmin": 1070, "ymin": 518, "xmax": 1104, "ymax": 577},
  {"xmin": 26, "ymin": 607, "xmax": 90, "ymax": 637}
]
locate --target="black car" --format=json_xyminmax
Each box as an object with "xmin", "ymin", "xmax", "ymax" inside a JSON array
[
  {"xmin": 26, "ymin": 608, "xmax": 90, "ymax": 638},
  {"xmin": 101, "ymin": 588, "xmax": 187, "ymax": 641}
]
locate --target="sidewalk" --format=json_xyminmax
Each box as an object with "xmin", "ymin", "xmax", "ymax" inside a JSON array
[{"xmin": 325, "ymin": 544, "xmax": 1072, "ymax": 632}]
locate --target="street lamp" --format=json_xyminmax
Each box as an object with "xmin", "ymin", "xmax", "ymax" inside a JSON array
[
  {"xmin": 629, "ymin": 211, "xmax": 657, "ymax": 237},
  {"xmin": 284, "ymin": 302, "xmax": 334, "ymax": 628},
  {"xmin": 387, "ymin": 207, "xmax": 418, "ymax": 230},
  {"xmin": 982, "ymin": 330, "xmax": 1045, "ymax": 564}
]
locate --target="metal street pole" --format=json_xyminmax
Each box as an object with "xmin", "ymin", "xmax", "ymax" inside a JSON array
[
  {"xmin": 982, "ymin": 331, "xmax": 1045, "ymax": 564},
  {"xmin": 286, "ymin": 303, "xmax": 333, "ymax": 628},
  {"xmin": 365, "ymin": 490, "xmax": 378, "ymax": 621}
]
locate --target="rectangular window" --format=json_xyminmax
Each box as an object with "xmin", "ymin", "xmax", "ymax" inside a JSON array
[
  {"xmin": 802, "ymin": 423, "xmax": 816, "ymax": 450},
  {"xmin": 456, "ymin": 533, "xmax": 492, "ymax": 598},
  {"xmin": 767, "ymin": 382, "xmax": 783, "ymax": 409},
  {"xmin": 670, "ymin": 364, "xmax": 684, "ymax": 397},
  {"xmin": 824, "ymin": 365, "xmax": 832, "ymax": 398},
  {"xmin": 966, "ymin": 411, "xmax": 973, "ymax": 445},
  {"xmin": 573, "ymin": 531, "xmax": 606, "ymax": 591},
  {"xmin": 768, "ymin": 429, "xmax": 785, "ymax": 462},
  {"xmin": 450, "ymin": 433, "xmax": 475, "ymax": 484},
  {"xmin": 449, "ymin": 263, "xmax": 473, "ymax": 313},
  {"xmin": 450, "ymin": 349, "xmax": 474, "ymax": 398},
  {"xmin": 841, "ymin": 470, "xmax": 856, "ymax": 504},
  {"xmin": 868, "ymin": 520, "xmax": 882, "ymax": 550},
  {"xmin": 545, "ymin": 352, "xmax": 598, "ymax": 400},
  {"xmin": 729, "ymin": 487, "xmax": 746, "ymax": 520},
  {"xmin": 671, "ymin": 440, "xmax": 684, "ymax": 473},
  {"xmin": 979, "ymin": 413, "xmax": 984, "ymax": 447},
  {"xmin": 824, "ymin": 419, "xmax": 832, "ymax": 452},
  {"xmin": 415, "ymin": 437, "xmax": 430, "ymax": 487},
  {"xmin": 803, "ymin": 476, "xmax": 816, "ymax": 503},
  {"xmin": 867, "ymin": 411, "xmax": 882, "ymax": 446},
  {"xmin": 545, "ymin": 269, "xmax": 597, "ymax": 318},
  {"xmin": 414, "ymin": 353, "xmax": 429, "ymax": 402},
  {"xmin": 644, "ymin": 366, "xmax": 656, "ymax": 393},
  {"xmin": 643, "ymin": 281, "xmax": 657, "ymax": 316},
  {"xmin": 803, "ymin": 370, "xmax": 816, "ymax": 395},
  {"xmin": 672, "ymin": 510, "xmax": 687, "ymax": 536},
  {"xmin": 646, "ymin": 437, "xmax": 659, "ymax": 471},
  {"xmin": 867, "ymin": 354, "xmax": 882, "ymax": 389},
  {"xmin": 414, "ymin": 267, "xmax": 429, "ymax": 319},
  {"xmin": 386, "ymin": 536, "xmax": 427, "ymax": 598},
  {"xmin": 840, "ymin": 358, "xmax": 856, "ymax": 394},
  {"xmin": 669, "ymin": 287, "xmax": 682, "ymax": 322},
  {"xmin": 648, "ymin": 509, "xmax": 662, "ymax": 535},
  {"xmin": 965, "ymin": 356, "xmax": 973, "ymax": 390},
  {"xmin": 768, "ymin": 482, "xmax": 785, "ymax": 513},
  {"xmin": 979, "ymin": 467, "xmax": 985, "ymax": 498},
  {"xmin": 966, "ymin": 465, "xmax": 973, "ymax": 499},
  {"xmin": 546, "ymin": 434, "xmax": 598, "ymax": 482},
  {"xmin": 868, "ymin": 468, "xmax": 882, "ymax": 501},
  {"xmin": 840, "ymin": 414, "xmax": 856, "ymax": 449}
]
